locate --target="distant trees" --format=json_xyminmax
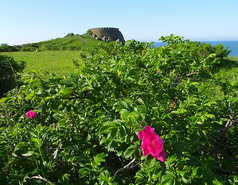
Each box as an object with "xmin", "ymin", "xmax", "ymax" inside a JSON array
[{"xmin": 0, "ymin": 45, "xmax": 19, "ymax": 52}]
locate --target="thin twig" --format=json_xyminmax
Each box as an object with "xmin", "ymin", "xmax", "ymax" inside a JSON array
[
  {"xmin": 114, "ymin": 158, "xmax": 135, "ymax": 177},
  {"xmin": 219, "ymin": 114, "xmax": 238, "ymax": 135},
  {"xmin": 31, "ymin": 175, "xmax": 53, "ymax": 184}
]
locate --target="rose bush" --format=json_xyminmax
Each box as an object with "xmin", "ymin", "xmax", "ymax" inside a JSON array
[{"xmin": 0, "ymin": 35, "xmax": 237, "ymax": 184}]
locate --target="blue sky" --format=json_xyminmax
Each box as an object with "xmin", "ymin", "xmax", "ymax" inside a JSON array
[{"xmin": 1, "ymin": 0, "xmax": 238, "ymax": 45}]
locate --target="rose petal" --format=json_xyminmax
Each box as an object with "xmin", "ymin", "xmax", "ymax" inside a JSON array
[{"xmin": 156, "ymin": 151, "xmax": 166, "ymax": 162}]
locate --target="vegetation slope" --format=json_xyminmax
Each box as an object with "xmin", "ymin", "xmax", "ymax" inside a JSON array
[{"xmin": 0, "ymin": 33, "xmax": 104, "ymax": 52}]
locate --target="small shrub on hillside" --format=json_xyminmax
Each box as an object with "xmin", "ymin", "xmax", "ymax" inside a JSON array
[
  {"xmin": 86, "ymin": 29, "xmax": 93, "ymax": 37},
  {"xmin": 0, "ymin": 35, "xmax": 237, "ymax": 184}
]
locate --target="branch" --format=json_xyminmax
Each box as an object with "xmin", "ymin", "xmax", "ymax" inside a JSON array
[
  {"xmin": 219, "ymin": 114, "xmax": 238, "ymax": 135},
  {"xmin": 114, "ymin": 158, "xmax": 136, "ymax": 177},
  {"xmin": 31, "ymin": 175, "xmax": 53, "ymax": 184}
]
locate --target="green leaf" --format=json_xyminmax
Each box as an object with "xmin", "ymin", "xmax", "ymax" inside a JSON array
[
  {"xmin": 119, "ymin": 109, "xmax": 130, "ymax": 117},
  {"xmin": 52, "ymin": 148, "xmax": 59, "ymax": 159},
  {"xmin": 124, "ymin": 145, "xmax": 137, "ymax": 159},
  {"xmin": 99, "ymin": 125, "xmax": 114, "ymax": 133},
  {"xmin": 58, "ymin": 87, "xmax": 73, "ymax": 97},
  {"xmin": 21, "ymin": 151, "xmax": 35, "ymax": 157},
  {"xmin": 78, "ymin": 167, "xmax": 91, "ymax": 178},
  {"xmin": 119, "ymin": 125, "xmax": 126, "ymax": 137},
  {"xmin": 165, "ymin": 155, "xmax": 177, "ymax": 166},
  {"xmin": 31, "ymin": 137, "xmax": 40, "ymax": 146},
  {"xmin": 191, "ymin": 167, "xmax": 199, "ymax": 178},
  {"xmin": 25, "ymin": 90, "xmax": 36, "ymax": 100},
  {"xmin": 61, "ymin": 173, "xmax": 70, "ymax": 181},
  {"xmin": 94, "ymin": 153, "xmax": 106, "ymax": 165},
  {"xmin": 109, "ymin": 127, "xmax": 117, "ymax": 138},
  {"xmin": 147, "ymin": 157, "xmax": 157, "ymax": 168},
  {"xmin": 99, "ymin": 137, "xmax": 108, "ymax": 145},
  {"xmin": 137, "ymin": 98, "xmax": 145, "ymax": 105},
  {"xmin": 120, "ymin": 101, "xmax": 129, "ymax": 109},
  {"xmin": 161, "ymin": 174, "xmax": 173, "ymax": 185},
  {"xmin": 206, "ymin": 113, "xmax": 215, "ymax": 119},
  {"xmin": 0, "ymin": 97, "xmax": 14, "ymax": 103},
  {"xmin": 182, "ymin": 176, "xmax": 191, "ymax": 184}
]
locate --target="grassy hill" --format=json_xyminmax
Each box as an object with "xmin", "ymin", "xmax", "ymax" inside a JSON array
[
  {"xmin": 0, "ymin": 33, "xmax": 105, "ymax": 52},
  {"xmin": 17, "ymin": 33, "xmax": 104, "ymax": 51},
  {"xmin": 1, "ymin": 33, "xmax": 119, "ymax": 77}
]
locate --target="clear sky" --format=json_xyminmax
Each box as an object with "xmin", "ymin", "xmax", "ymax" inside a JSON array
[{"xmin": 1, "ymin": 0, "xmax": 238, "ymax": 45}]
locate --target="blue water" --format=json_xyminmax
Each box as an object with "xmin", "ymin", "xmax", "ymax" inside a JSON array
[{"xmin": 153, "ymin": 40, "xmax": 238, "ymax": 56}]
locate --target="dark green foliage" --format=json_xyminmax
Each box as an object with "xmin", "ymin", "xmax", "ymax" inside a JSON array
[
  {"xmin": 0, "ymin": 45, "xmax": 19, "ymax": 52},
  {"xmin": 0, "ymin": 55, "xmax": 25, "ymax": 97},
  {"xmin": 0, "ymin": 35, "xmax": 237, "ymax": 184},
  {"xmin": 19, "ymin": 43, "xmax": 40, "ymax": 52}
]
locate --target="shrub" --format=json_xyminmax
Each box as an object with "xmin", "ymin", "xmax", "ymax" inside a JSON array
[
  {"xmin": 0, "ymin": 35, "xmax": 237, "ymax": 184},
  {"xmin": 160, "ymin": 34, "xmax": 231, "ymax": 59},
  {"xmin": 0, "ymin": 45, "xmax": 19, "ymax": 52},
  {"xmin": 0, "ymin": 55, "xmax": 25, "ymax": 97}
]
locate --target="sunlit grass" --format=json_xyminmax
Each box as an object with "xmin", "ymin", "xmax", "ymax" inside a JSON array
[{"xmin": 2, "ymin": 51, "xmax": 81, "ymax": 77}]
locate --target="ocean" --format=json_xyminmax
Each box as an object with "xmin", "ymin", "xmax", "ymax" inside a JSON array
[{"xmin": 153, "ymin": 40, "xmax": 238, "ymax": 57}]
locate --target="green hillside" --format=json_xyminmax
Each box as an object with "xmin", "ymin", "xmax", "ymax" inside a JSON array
[
  {"xmin": 20, "ymin": 33, "xmax": 105, "ymax": 51},
  {"xmin": 0, "ymin": 33, "xmax": 104, "ymax": 52}
]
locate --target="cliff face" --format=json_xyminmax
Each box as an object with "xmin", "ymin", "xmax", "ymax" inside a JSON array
[{"xmin": 88, "ymin": 27, "xmax": 125, "ymax": 44}]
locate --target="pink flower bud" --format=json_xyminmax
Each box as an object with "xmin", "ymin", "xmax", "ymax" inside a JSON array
[{"xmin": 26, "ymin": 110, "xmax": 36, "ymax": 119}]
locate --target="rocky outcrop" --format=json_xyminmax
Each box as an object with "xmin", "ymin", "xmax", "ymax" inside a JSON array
[
  {"xmin": 88, "ymin": 27, "xmax": 125, "ymax": 44},
  {"xmin": 65, "ymin": 33, "xmax": 75, "ymax": 37}
]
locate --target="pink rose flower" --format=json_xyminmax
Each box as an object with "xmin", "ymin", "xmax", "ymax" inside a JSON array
[
  {"xmin": 138, "ymin": 126, "xmax": 166, "ymax": 162},
  {"xmin": 26, "ymin": 110, "xmax": 36, "ymax": 119}
]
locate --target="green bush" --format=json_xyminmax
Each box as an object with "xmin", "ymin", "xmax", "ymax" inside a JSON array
[
  {"xmin": 19, "ymin": 43, "xmax": 40, "ymax": 52},
  {"xmin": 0, "ymin": 35, "xmax": 237, "ymax": 184},
  {"xmin": 0, "ymin": 45, "xmax": 19, "ymax": 52},
  {"xmin": 0, "ymin": 55, "xmax": 25, "ymax": 97},
  {"xmin": 160, "ymin": 34, "xmax": 231, "ymax": 60}
]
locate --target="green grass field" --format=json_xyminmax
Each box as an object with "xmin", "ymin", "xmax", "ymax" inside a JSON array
[
  {"xmin": 1, "ymin": 34, "xmax": 103, "ymax": 78},
  {"xmin": 2, "ymin": 51, "xmax": 81, "ymax": 77}
]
